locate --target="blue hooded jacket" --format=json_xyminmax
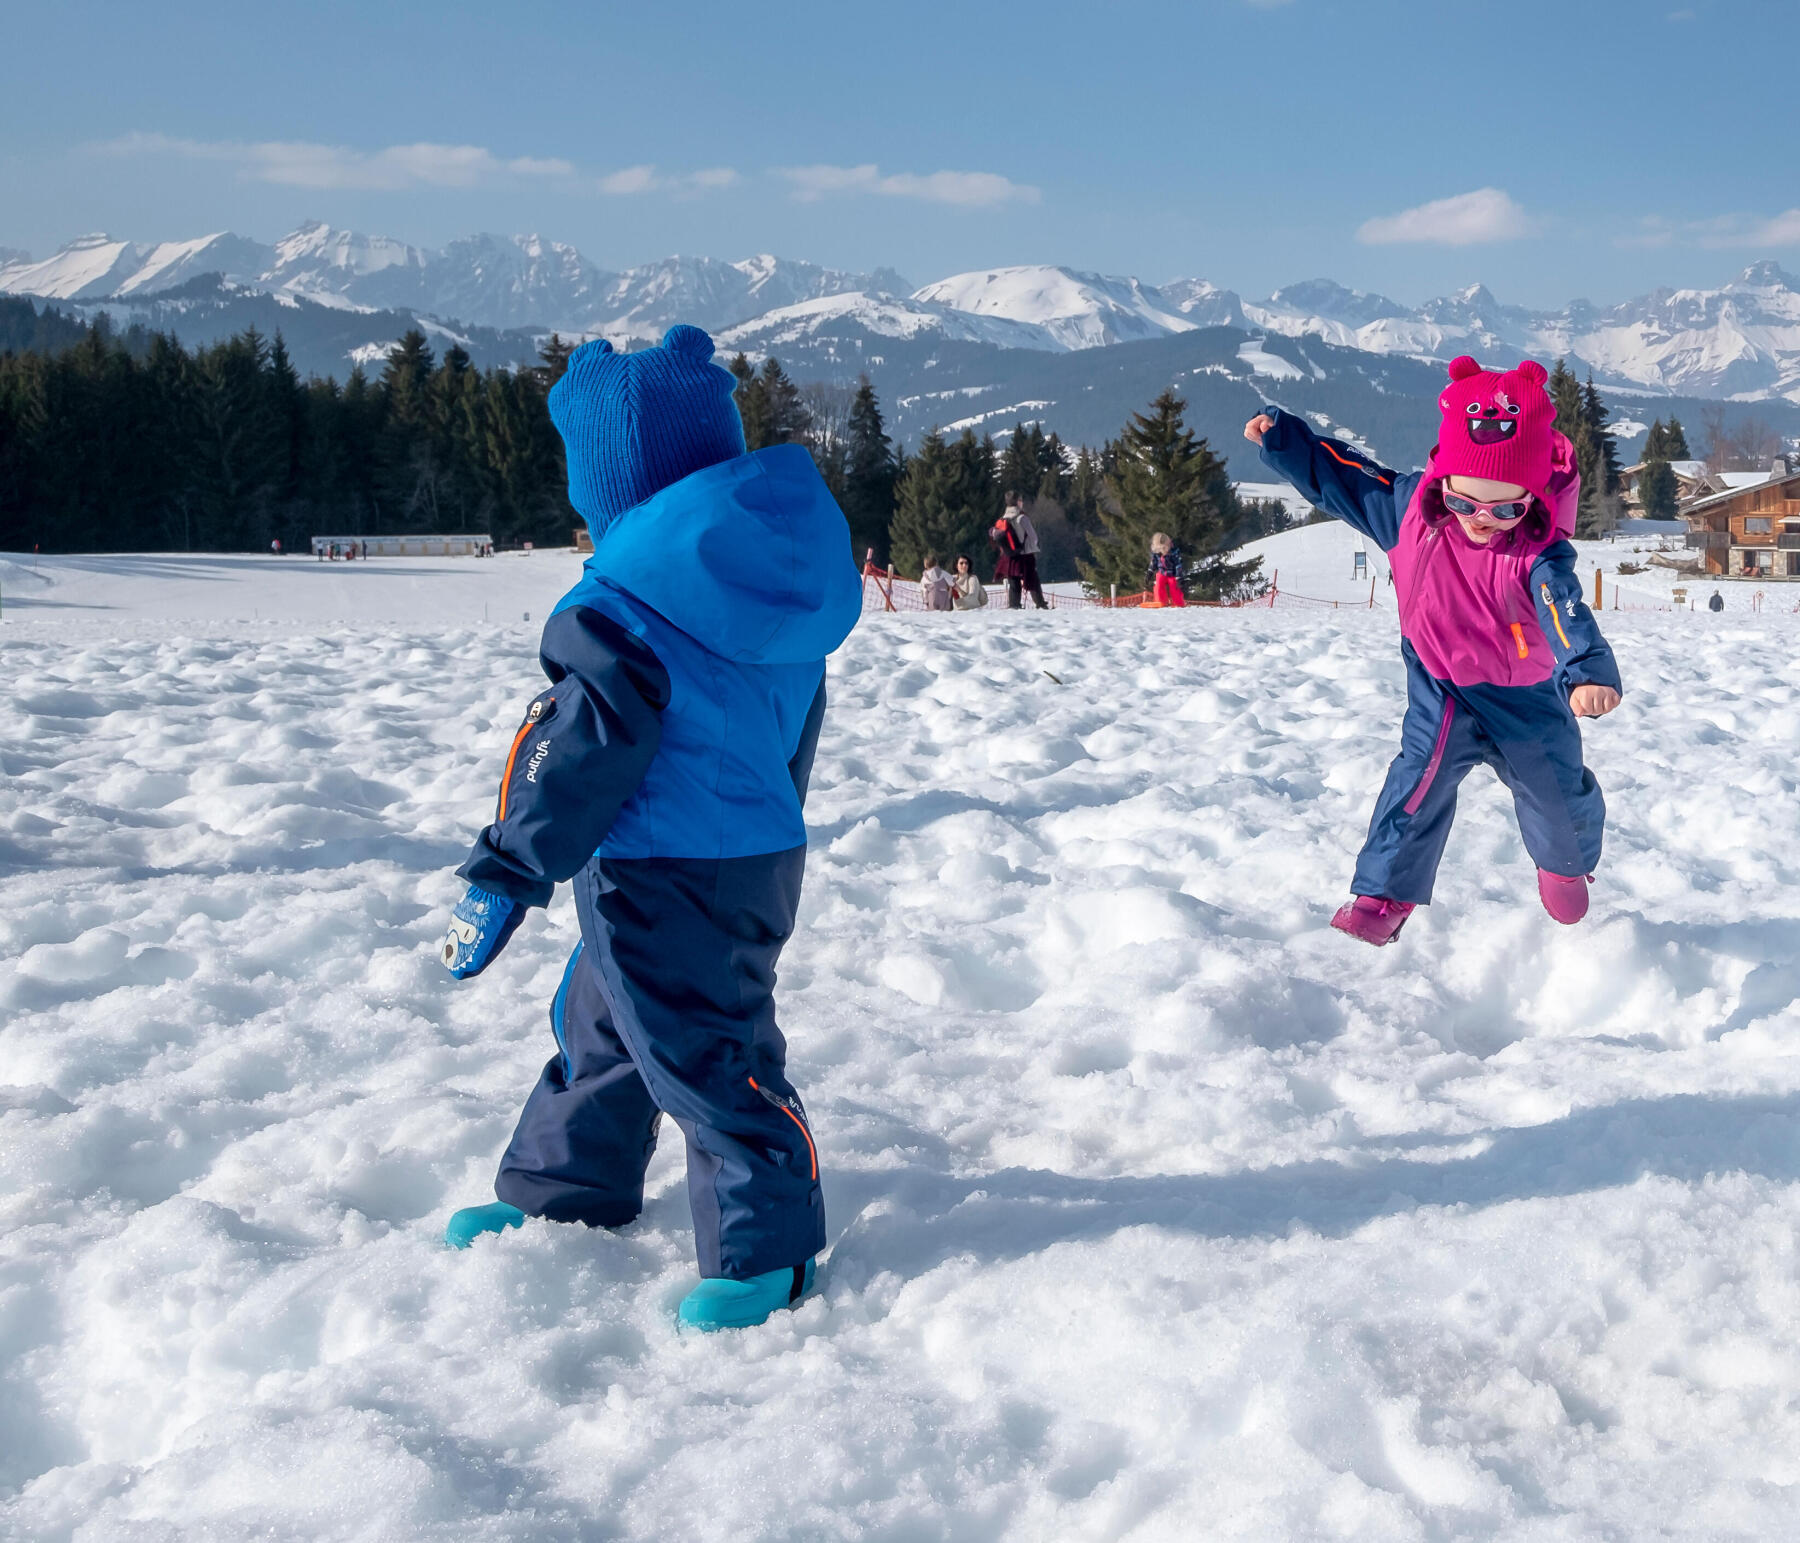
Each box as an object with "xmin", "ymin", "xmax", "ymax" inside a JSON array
[{"xmin": 459, "ymin": 443, "xmax": 861, "ymax": 906}]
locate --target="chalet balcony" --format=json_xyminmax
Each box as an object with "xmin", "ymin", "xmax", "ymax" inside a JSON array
[
  {"xmin": 1686, "ymin": 530, "xmax": 1729, "ymax": 548},
  {"xmin": 1779, "ymin": 533, "xmax": 1800, "ymax": 550}
]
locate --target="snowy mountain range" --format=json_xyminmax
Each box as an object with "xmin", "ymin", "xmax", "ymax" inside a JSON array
[
  {"xmin": 0, "ymin": 223, "xmax": 908, "ymax": 340},
  {"xmin": 727, "ymin": 261, "xmax": 1800, "ymax": 403},
  {"xmin": 7, "ymin": 223, "xmax": 1800, "ymax": 404}
]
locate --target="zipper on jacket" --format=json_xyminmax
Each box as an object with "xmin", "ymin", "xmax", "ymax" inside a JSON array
[
  {"xmin": 1509, "ymin": 623, "xmax": 1529, "ymax": 660},
  {"xmin": 1403, "ymin": 699, "xmax": 1456, "ymax": 816},
  {"xmin": 750, "ymin": 1076, "xmax": 818, "ymax": 1181},
  {"xmin": 497, "ymin": 695, "xmax": 556, "ymax": 821},
  {"xmin": 1540, "ymin": 582, "xmax": 1572, "ymax": 649}
]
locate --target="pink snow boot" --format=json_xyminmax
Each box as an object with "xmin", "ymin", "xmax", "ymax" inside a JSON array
[
  {"xmin": 1330, "ymin": 895, "xmax": 1415, "ymax": 947},
  {"xmin": 1537, "ymin": 870, "xmax": 1592, "ymax": 925}
]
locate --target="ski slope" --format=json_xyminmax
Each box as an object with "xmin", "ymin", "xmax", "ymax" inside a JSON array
[{"xmin": 5, "ymin": 551, "xmax": 1800, "ymax": 1539}]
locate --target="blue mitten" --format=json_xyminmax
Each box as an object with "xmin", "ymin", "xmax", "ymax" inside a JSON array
[{"xmin": 440, "ymin": 885, "xmax": 525, "ymax": 978}]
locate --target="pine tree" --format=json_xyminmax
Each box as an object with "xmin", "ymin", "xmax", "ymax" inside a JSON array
[
  {"xmin": 727, "ymin": 353, "xmax": 763, "ymax": 447},
  {"xmin": 535, "ymin": 333, "xmax": 573, "ymax": 388},
  {"xmin": 757, "ymin": 358, "xmax": 810, "ymax": 448},
  {"xmin": 1078, "ymin": 390, "xmax": 1262, "ymax": 601},
  {"xmin": 1548, "ymin": 358, "xmax": 1623, "ymax": 538},
  {"xmin": 1639, "ymin": 415, "xmax": 1686, "ymax": 520},
  {"xmin": 1638, "ymin": 459, "xmax": 1679, "ymax": 520},
  {"xmin": 888, "ymin": 429, "xmax": 995, "ymax": 577},
  {"xmin": 1582, "ymin": 374, "xmax": 1622, "ymax": 497},
  {"xmin": 731, "ymin": 355, "xmax": 810, "ymax": 451},
  {"xmin": 841, "ymin": 376, "xmax": 897, "ymax": 566}
]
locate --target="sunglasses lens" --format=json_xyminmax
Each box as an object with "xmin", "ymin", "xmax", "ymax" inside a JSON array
[{"xmin": 1444, "ymin": 491, "xmax": 1529, "ymax": 522}]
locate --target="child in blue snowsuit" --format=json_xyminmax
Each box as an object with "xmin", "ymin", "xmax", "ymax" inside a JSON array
[
  {"xmin": 438, "ymin": 325, "xmax": 860, "ymax": 1330},
  {"xmin": 1245, "ymin": 356, "xmax": 1622, "ymax": 945}
]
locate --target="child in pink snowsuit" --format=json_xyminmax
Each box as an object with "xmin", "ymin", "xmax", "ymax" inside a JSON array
[
  {"xmin": 1246, "ymin": 357, "xmax": 1622, "ymax": 945},
  {"xmin": 1149, "ymin": 533, "xmax": 1187, "ymax": 607}
]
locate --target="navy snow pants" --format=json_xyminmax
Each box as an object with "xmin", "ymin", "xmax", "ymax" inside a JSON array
[
  {"xmin": 1353, "ymin": 645, "xmax": 1605, "ymax": 905},
  {"xmin": 495, "ymin": 850, "xmax": 825, "ymax": 1280}
]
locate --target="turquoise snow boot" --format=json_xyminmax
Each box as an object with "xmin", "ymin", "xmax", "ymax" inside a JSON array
[
  {"xmin": 678, "ymin": 1259, "xmax": 816, "ymax": 1332},
  {"xmin": 444, "ymin": 1201, "xmax": 526, "ymax": 1249}
]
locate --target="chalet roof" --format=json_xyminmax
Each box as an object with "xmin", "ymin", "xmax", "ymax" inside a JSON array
[
  {"xmin": 1684, "ymin": 467, "xmax": 1800, "ymax": 517},
  {"xmin": 1622, "ymin": 458, "xmax": 1708, "ymax": 479}
]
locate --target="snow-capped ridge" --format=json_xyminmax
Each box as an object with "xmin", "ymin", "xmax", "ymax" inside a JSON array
[{"xmin": 912, "ymin": 265, "xmax": 1198, "ymax": 350}]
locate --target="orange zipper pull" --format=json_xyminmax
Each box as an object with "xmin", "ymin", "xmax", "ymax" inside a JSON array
[{"xmin": 1510, "ymin": 623, "xmax": 1528, "ymax": 659}]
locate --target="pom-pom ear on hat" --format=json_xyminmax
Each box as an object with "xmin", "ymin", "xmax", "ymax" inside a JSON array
[
  {"xmin": 1447, "ymin": 355, "xmax": 1482, "ymax": 381},
  {"xmin": 661, "ymin": 324, "xmax": 715, "ymax": 361}
]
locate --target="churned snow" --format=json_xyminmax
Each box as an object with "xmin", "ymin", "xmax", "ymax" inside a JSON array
[{"xmin": 5, "ymin": 542, "xmax": 1800, "ymax": 1539}]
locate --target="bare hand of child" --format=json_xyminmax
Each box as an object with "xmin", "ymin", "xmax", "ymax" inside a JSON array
[
  {"xmin": 1569, "ymin": 685, "xmax": 1620, "ymax": 718},
  {"xmin": 1243, "ymin": 413, "xmax": 1274, "ymax": 446}
]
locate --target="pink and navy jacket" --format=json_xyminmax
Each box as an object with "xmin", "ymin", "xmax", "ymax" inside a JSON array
[{"xmin": 1257, "ymin": 407, "xmax": 1620, "ymax": 695}]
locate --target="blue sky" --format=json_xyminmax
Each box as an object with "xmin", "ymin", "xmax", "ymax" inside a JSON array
[{"xmin": 2, "ymin": 0, "xmax": 1795, "ymax": 308}]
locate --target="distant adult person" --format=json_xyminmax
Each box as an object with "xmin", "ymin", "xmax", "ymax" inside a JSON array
[
  {"xmin": 950, "ymin": 554, "xmax": 988, "ymax": 609},
  {"xmin": 919, "ymin": 553, "xmax": 953, "ymax": 611},
  {"xmin": 1708, "ymin": 589, "xmax": 1725, "ymax": 613},
  {"xmin": 991, "ymin": 491, "xmax": 1048, "ymax": 609},
  {"xmin": 270, "ymin": 538, "xmax": 282, "ymax": 557}
]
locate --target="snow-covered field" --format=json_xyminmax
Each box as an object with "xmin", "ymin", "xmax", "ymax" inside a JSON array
[{"xmin": 6, "ymin": 548, "xmax": 1800, "ymax": 1540}]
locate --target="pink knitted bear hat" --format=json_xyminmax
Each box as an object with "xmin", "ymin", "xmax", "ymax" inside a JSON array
[{"xmin": 1433, "ymin": 356, "xmax": 1557, "ymax": 510}]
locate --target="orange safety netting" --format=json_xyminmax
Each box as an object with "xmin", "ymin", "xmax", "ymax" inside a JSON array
[{"xmin": 859, "ymin": 566, "xmax": 1383, "ymax": 614}]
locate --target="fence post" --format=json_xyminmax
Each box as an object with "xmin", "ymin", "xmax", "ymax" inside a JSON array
[
  {"xmin": 1110, "ymin": 583, "xmax": 1117, "ymax": 607},
  {"xmin": 1369, "ymin": 575, "xmax": 1376, "ymax": 608},
  {"xmin": 1593, "ymin": 570, "xmax": 1602, "ymax": 610}
]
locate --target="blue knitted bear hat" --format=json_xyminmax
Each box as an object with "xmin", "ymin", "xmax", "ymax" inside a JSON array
[{"xmin": 549, "ymin": 324, "xmax": 747, "ymax": 537}]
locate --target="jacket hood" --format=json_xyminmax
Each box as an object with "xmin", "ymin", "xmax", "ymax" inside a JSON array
[{"xmin": 586, "ymin": 443, "xmax": 861, "ymax": 664}]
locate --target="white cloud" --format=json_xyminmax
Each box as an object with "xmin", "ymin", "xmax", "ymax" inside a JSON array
[
  {"xmin": 1697, "ymin": 209, "xmax": 1800, "ymax": 247},
  {"xmin": 778, "ymin": 163, "xmax": 1039, "ymax": 208},
  {"xmin": 99, "ymin": 131, "xmax": 573, "ymax": 190},
  {"xmin": 597, "ymin": 165, "xmax": 738, "ymax": 196},
  {"xmin": 1356, "ymin": 187, "xmax": 1537, "ymax": 246},
  {"xmin": 1623, "ymin": 209, "xmax": 1800, "ymax": 249},
  {"xmin": 598, "ymin": 164, "xmax": 659, "ymax": 195}
]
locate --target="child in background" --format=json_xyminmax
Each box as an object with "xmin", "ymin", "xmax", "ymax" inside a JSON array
[
  {"xmin": 1246, "ymin": 356, "xmax": 1621, "ymax": 945},
  {"xmin": 919, "ymin": 553, "xmax": 953, "ymax": 611},
  {"xmin": 1148, "ymin": 532, "xmax": 1185, "ymax": 607},
  {"xmin": 950, "ymin": 554, "xmax": 988, "ymax": 609},
  {"xmin": 439, "ymin": 325, "xmax": 860, "ymax": 1329}
]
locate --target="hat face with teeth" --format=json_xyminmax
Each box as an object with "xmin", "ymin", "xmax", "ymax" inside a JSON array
[{"xmin": 1432, "ymin": 355, "xmax": 1556, "ymax": 511}]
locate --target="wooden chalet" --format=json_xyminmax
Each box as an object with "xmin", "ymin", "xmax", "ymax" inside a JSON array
[
  {"xmin": 1621, "ymin": 458, "xmax": 1709, "ymax": 510},
  {"xmin": 1682, "ymin": 462, "xmax": 1800, "ymax": 578}
]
